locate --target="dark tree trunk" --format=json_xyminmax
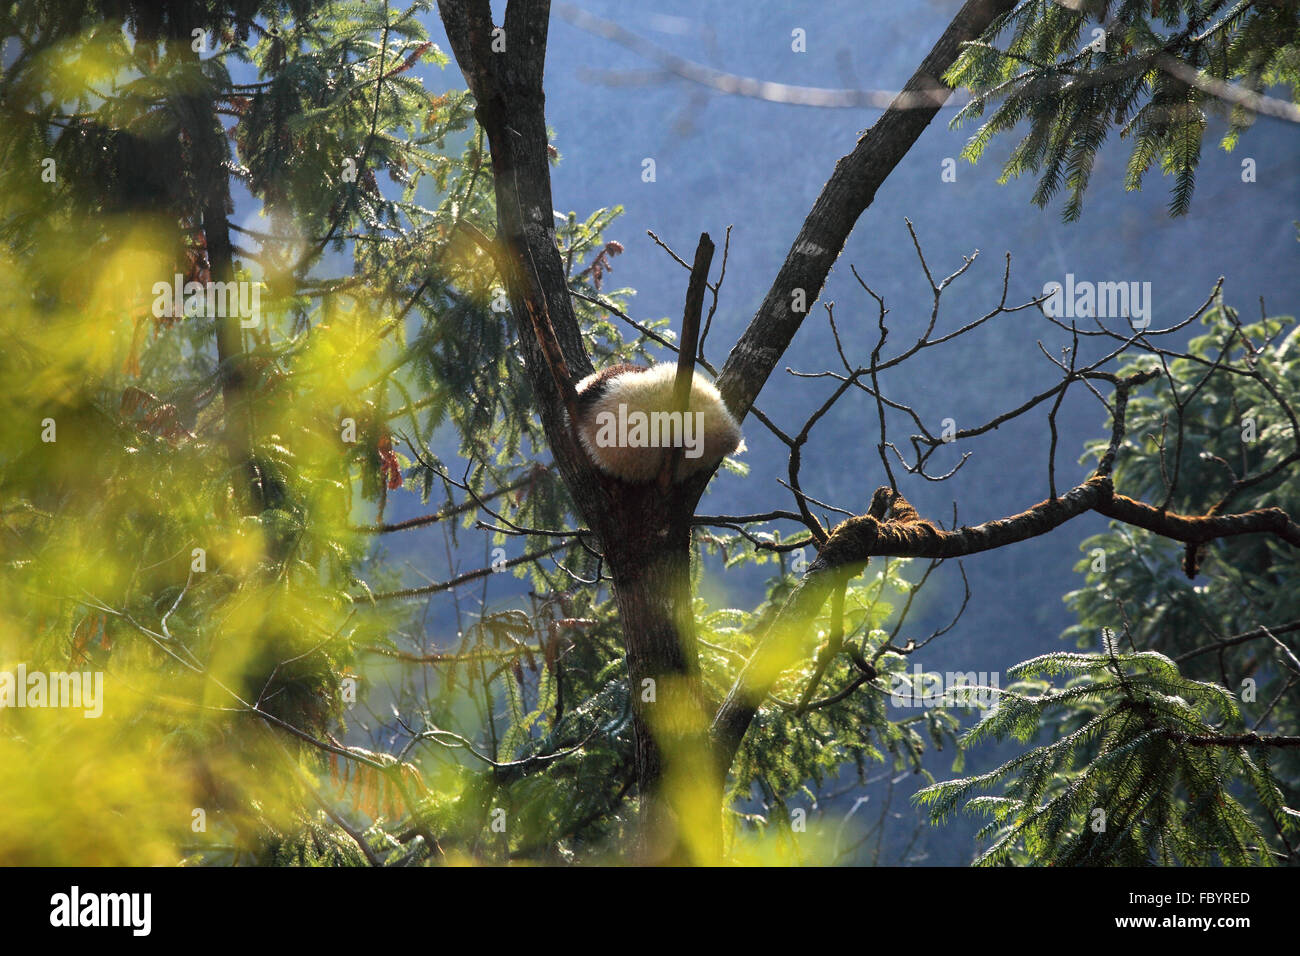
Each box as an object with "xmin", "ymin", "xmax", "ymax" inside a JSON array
[
  {"xmin": 176, "ymin": 52, "xmax": 263, "ymax": 514},
  {"xmin": 600, "ymin": 484, "xmax": 720, "ymax": 862}
]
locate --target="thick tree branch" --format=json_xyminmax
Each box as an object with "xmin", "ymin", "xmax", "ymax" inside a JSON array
[
  {"xmin": 1095, "ymin": 496, "xmax": 1300, "ymax": 554},
  {"xmin": 713, "ymin": 0, "xmax": 1019, "ymax": 421},
  {"xmin": 712, "ymin": 466, "xmax": 1300, "ymax": 770}
]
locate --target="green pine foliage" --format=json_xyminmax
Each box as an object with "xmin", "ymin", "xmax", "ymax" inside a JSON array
[
  {"xmin": 947, "ymin": 1, "xmax": 1300, "ymax": 219},
  {"xmin": 692, "ymin": 537, "xmax": 969, "ymax": 854},
  {"xmin": 917, "ymin": 303, "xmax": 1300, "ymax": 864},
  {"xmin": 918, "ymin": 641, "xmax": 1295, "ymax": 864}
]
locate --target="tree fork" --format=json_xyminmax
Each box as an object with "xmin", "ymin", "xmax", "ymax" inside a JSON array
[{"xmin": 437, "ymin": 1, "xmax": 717, "ymax": 855}]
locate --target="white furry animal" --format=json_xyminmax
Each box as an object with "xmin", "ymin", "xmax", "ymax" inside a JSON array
[{"xmin": 571, "ymin": 363, "xmax": 744, "ymax": 482}]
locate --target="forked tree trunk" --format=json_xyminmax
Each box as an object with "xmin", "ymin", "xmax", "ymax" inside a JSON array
[
  {"xmin": 435, "ymin": 0, "xmax": 1020, "ymax": 860},
  {"xmin": 432, "ymin": 3, "xmax": 726, "ymax": 857}
]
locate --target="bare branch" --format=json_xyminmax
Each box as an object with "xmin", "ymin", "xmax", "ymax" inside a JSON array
[
  {"xmin": 713, "ymin": 0, "xmax": 1020, "ymax": 422},
  {"xmin": 663, "ymin": 233, "xmax": 715, "ymax": 486},
  {"xmin": 354, "ymin": 543, "xmax": 571, "ymax": 602}
]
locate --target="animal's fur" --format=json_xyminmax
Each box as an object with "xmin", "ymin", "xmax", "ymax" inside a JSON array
[{"xmin": 571, "ymin": 363, "xmax": 744, "ymax": 482}]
